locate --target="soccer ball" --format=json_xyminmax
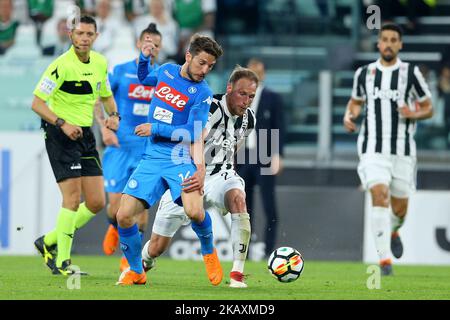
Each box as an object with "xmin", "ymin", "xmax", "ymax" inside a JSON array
[{"xmin": 267, "ymin": 246, "xmax": 304, "ymax": 283}]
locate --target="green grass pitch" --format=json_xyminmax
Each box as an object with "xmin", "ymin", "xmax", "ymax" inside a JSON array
[{"xmin": 0, "ymin": 255, "xmax": 449, "ymax": 300}]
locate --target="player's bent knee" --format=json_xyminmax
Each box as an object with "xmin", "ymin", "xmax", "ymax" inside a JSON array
[
  {"xmin": 86, "ymin": 199, "xmax": 105, "ymax": 214},
  {"xmin": 370, "ymin": 185, "xmax": 390, "ymax": 207},
  {"xmin": 232, "ymin": 194, "xmax": 247, "ymax": 213},
  {"xmin": 226, "ymin": 189, "xmax": 247, "ymax": 213},
  {"xmin": 116, "ymin": 208, "xmax": 135, "ymax": 227},
  {"xmin": 185, "ymin": 208, "xmax": 204, "ymax": 222}
]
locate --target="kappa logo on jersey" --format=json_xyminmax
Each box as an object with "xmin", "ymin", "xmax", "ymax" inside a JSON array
[
  {"xmin": 154, "ymin": 82, "xmax": 189, "ymax": 111},
  {"xmin": 203, "ymin": 96, "xmax": 213, "ymax": 106},
  {"xmin": 128, "ymin": 84, "xmax": 155, "ymax": 101}
]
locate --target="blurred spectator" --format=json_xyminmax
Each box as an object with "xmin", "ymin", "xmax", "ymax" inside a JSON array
[
  {"xmin": 173, "ymin": 0, "xmax": 216, "ymax": 64},
  {"xmin": 75, "ymin": 0, "xmax": 97, "ymax": 16},
  {"xmin": 236, "ymin": 58, "xmax": 286, "ymax": 258},
  {"xmin": 123, "ymin": 0, "xmax": 147, "ymax": 23},
  {"xmin": 439, "ymin": 66, "xmax": 450, "ymax": 148},
  {"xmin": 133, "ymin": 0, "xmax": 178, "ymax": 63},
  {"xmin": 0, "ymin": 0, "xmax": 19, "ymax": 55},
  {"xmin": 93, "ymin": 0, "xmax": 116, "ymax": 54},
  {"xmin": 27, "ymin": 0, "xmax": 54, "ymax": 47},
  {"xmin": 377, "ymin": 0, "xmax": 436, "ymax": 34},
  {"xmin": 42, "ymin": 18, "xmax": 70, "ymax": 56}
]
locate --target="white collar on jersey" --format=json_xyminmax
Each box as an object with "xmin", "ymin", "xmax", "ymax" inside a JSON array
[
  {"xmin": 376, "ymin": 57, "xmax": 402, "ymax": 72},
  {"xmin": 220, "ymin": 94, "xmax": 239, "ymax": 120}
]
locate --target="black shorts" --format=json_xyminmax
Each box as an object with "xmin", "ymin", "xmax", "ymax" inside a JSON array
[{"xmin": 42, "ymin": 120, "xmax": 103, "ymax": 183}]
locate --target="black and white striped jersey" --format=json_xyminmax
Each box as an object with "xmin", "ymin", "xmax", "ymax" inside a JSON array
[
  {"xmin": 351, "ymin": 58, "xmax": 431, "ymax": 157},
  {"xmin": 204, "ymin": 94, "xmax": 256, "ymax": 175}
]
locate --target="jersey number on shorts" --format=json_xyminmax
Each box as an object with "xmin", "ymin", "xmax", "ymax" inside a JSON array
[{"xmin": 178, "ymin": 171, "xmax": 191, "ymax": 182}]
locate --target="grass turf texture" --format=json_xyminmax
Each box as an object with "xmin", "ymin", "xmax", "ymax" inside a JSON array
[{"xmin": 0, "ymin": 256, "xmax": 449, "ymax": 300}]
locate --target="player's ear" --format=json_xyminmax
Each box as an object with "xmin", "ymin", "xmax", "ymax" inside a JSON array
[
  {"xmin": 226, "ymin": 83, "xmax": 232, "ymax": 94},
  {"xmin": 185, "ymin": 51, "xmax": 192, "ymax": 63}
]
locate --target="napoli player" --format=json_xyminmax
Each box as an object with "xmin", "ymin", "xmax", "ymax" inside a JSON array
[
  {"xmin": 96, "ymin": 24, "xmax": 161, "ymax": 272},
  {"xmin": 115, "ymin": 34, "xmax": 224, "ymax": 286}
]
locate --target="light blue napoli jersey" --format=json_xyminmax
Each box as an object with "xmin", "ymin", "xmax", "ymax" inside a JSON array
[
  {"xmin": 137, "ymin": 55, "xmax": 213, "ymax": 161},
  {"xmin": 109, "ymin": 59, "xmax": 159, "ymax": 148}
]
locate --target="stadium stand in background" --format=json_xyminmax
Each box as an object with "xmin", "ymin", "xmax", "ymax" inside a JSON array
[{"xmin": 1, "ymin": 0, "xmax": 450, "ymax": 167}]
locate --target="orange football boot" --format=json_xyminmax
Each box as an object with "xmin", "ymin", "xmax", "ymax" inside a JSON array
[
  {"xmin": 116, "ymin": 268, "xmax": 147, "ymax": 286},
  {"xmin": 119, "ymin": 256, "xmax": 130, "ymax": 272},
  {"xmin": 202, "ymin": 249, "xmax": 223, "ymax": 286},
  {"xmin": 103, "ymin": 225, "xmax": 119, "ymax": 255}
]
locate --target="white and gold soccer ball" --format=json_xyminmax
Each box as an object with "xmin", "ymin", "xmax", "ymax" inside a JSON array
[{"xmin": 267, "ymin": 246, "xmax": 304, "ymax": 283}]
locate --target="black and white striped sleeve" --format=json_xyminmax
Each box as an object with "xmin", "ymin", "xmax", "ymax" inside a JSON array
[
  {"xmin": 351, "ymin": 66, "xmax": 366, "ymax": 101},
  {"xmin": 244, "ymin": 108, "xmax": 256, "ymax": 137},
  {"xmin": 411, "ymin": 65, "xmax": 432, "ymax": 102},
  {"xmin": 204, "ymin": 100, "xmax": 223, "ymax": 135}
]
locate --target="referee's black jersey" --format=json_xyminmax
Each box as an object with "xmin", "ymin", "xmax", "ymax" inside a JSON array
[
  {"xmin": 351, "ymin": 58, "xmax": 431, "ymax": 157},
  {"xmin": 204, "ymin": 94, "xmax": 256, "ymax": 175}
]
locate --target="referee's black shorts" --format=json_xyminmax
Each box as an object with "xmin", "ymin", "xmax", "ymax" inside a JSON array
[{"xmin": 42, "ymin": 120, "xmax": 103, "ymax": 183}]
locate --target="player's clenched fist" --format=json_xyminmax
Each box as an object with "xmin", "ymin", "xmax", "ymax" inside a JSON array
[
  {"xmin": 135, "ymin": 123, "xmax": 152, "ymax": 136},
  {"xmin": 141, "ymin": 38, "xmax": 156, "ymax": 58}
]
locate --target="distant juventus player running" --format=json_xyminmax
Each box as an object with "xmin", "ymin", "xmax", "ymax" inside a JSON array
[
  {"xmin": 344, "ymin": 23, "xmax": 433, "ymax": 275},
  {"xmin": 139, "ymin": 66, "xmax": 258, "ymax": 288}
]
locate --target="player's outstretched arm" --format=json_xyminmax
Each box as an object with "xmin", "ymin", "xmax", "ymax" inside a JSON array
[{"xmin": 137, "ymin": 40, "xmax": 158, "ymax": 85}]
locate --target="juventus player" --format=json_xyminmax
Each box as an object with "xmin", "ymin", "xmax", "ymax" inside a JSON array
[
  {"xmin": 137, "ymin": 66, "xmax": 258, "ymax": 288},
  {"xmin": 344, "ymin": 23, "xmax": 433, "ymax": 275}
]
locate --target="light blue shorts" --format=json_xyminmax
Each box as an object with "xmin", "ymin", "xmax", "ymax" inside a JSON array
[
  {"xmin": 122, "ymin": 156, "xmax": 196, "ymax": 208},
  {"xmin": 103, "ymin": 146, "xmax": 144, "ymax": 193}
]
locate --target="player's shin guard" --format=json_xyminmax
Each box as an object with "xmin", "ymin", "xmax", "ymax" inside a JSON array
[
  {"xmin": 118, "ymin": 224, "xmax": 144, "ymax": 274},
  {"xmin": 191, "ymin": 211, "xmax": 214, "ymax": 255},
  {"xmin": 371, "ymin": 206, "xmax": 391, "ymax": 261},
  {"xmin": 74, "ymin": 202, "xmax": 96, "ymax": 231},
  {"xmin": 55, "ymin": 208, "xmax": 77, "ymax": 267},
  {"xmin": 231, "ymin": 213, "xmax": 251, "ymax": 273}
]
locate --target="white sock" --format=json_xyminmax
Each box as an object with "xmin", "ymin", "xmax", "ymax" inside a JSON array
[
  {"xmin": 230, "ymin": 213, "xmax": 251, "ymax": 274},
  {"xmin": 390, "ymin": 212, "xmax": 405, "ymax": 233},
  {"xmin": 141, "ymin": 240, "xmax": 156, "ymax": 269},
  {"xmin": 371, "ymin": 206, "xmax": 392, "ymax": 261}
]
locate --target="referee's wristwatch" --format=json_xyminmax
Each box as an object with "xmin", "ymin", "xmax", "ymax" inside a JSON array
[
  {"xmin": 55, "ymin": 117, "xmax": 65, "ymax": 128},
  {"xmin": 109, "ymin": 111, "xmax": 121, "ymax": 120}
]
